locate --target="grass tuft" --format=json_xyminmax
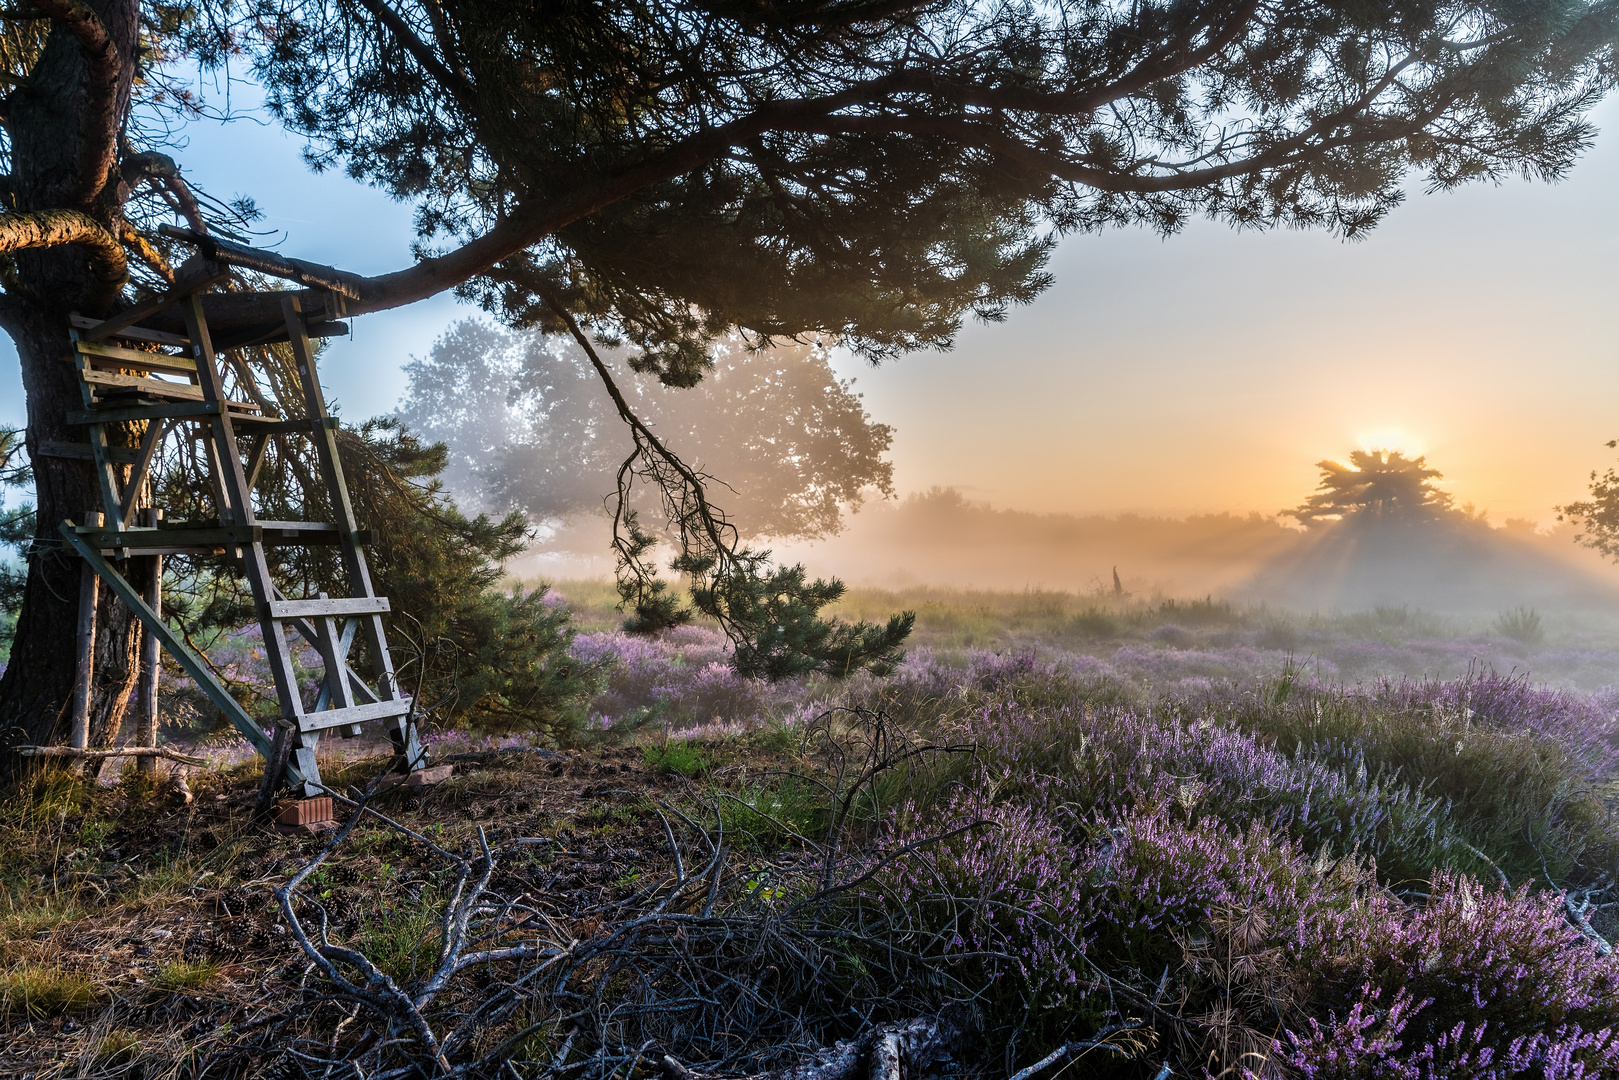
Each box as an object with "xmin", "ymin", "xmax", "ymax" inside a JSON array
[
  {"xmin": 0, "ymin": 963, "xmax": 98, "ymax": 1016},
  {"xmin": 150, "ymin": 960, "xmax": 221, "ymax": 994}
]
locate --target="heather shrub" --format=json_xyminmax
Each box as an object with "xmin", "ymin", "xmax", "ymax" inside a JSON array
[
  {"xmin": 886, "ymin": 771, "xmax": 1619, "ymax": 1078},
  {"xmin": 945, "ymin": 703, "xmax": 1468, "ymax": 886},
  {"xmin": 570, "ymin": 627, "xmax": 781, "ymax": 729},
  {"xmin": 1282, "ymin": 873, "xmax": 1619, "ymax": 1078},
  {"xmin": 1217, "ymin": 670, "xmax": 1619, "ymax": 882}
]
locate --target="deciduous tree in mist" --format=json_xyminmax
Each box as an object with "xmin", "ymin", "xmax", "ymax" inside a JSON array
[
  {"xmin": 1, "ymin": 0, "xmax": 1616, "ymax": 740},
  {"xmin": 1559, "ymin": 441, "xmax": 1619, "ymax": 561},
  {"xmin": 1287, "ymin": 450, "xmax": 1454, "ymax": 524},
  {"xmin": 397, "ymin": 322, "xmax": 894, "ymax": 541}
]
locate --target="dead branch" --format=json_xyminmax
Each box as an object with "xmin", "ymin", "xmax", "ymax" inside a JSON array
[
  {"xmin": 16, "ymin": 743, "xmax": 208, "ymax": 766},
  {"xmin": 660, "ymin": 1016, "xmax": 960, "ymax": 1080}
]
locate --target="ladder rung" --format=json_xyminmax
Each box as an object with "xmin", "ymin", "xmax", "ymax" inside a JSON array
[
  {"xmin": 77, "ymin": 524, "xmax": 261, "ymax": 548},
  {"xmin": 267, "ymin": 596, "xmax": 391, "ymax": 619},
  {"xmin": 83, "ymin": 370, "xmax": 204, "ymax": 401},
  {"xmin": 71, "ymin": 313, "xmax": 190, "ymax": 348},
  {"xmin": 298, "ymin": 698, "xmax": 412, "ymax": 733},
  {"xmin": 67, "ymin": 400, "xmax": 261, "ymax": 425},
  {"xmin": 73, "ymin": 340, "xmax": 197, "ymax": 373}
]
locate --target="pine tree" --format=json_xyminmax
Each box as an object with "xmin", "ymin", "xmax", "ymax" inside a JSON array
[{"xmin": 1, "ymin": 0, "xmax": 1615, "ymax": 756}]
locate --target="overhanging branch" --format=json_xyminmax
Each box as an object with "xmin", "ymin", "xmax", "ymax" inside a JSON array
[{"xmin": 0, "ymin": 208, "xmax": 126, "ymax": 293}]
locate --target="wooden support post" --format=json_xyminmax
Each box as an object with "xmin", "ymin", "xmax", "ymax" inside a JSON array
[
  {"xmin": 137, "ymin": 507, "xmax": 163, "ymax": 775},
  {"xmin": 70, "ymin": 511, "xmax": 104, "ymax": 753}
]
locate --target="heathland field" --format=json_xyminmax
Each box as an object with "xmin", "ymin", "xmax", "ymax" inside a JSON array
[{"xmin": 5, "ymin": 583, "xmax": 1619, "ymax": 1076}]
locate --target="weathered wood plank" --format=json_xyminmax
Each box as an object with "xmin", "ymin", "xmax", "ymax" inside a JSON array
[
  {"xmin": 74, "ymin": 339, "xmax": 198, "ymax": 373},
  {"xmin": 298, "ymin": 698, "xmax": 413, "ymax": 733},
  {"xmin": 67, "ymin": 400, "xmax": 260, "ymax": 425},
  {"xmin": 267, "ymin": 596, "xmax": 391, "ymax": 619},
  {"xmin": 76, "ymin": 524, "xmax": 262, "ymax": 548},
  {"xmin": 83, "ymin": 369, "xmax": 205, "ymax": 401},
  {"xmin": 39, "ymin": 440, "xmax": 141, "ymax": 464}
]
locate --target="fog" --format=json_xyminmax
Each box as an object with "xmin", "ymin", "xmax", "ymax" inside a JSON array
[{"xmin": 512, "ymin": 486, "xmax": 1619, "ymax": 618}]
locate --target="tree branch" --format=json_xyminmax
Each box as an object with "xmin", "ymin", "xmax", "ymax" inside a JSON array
[
  {"xmin": 352, "ymin": 0, "xmax": 477, "ymax": 111},
  {"xmin": 34, "ymin": 0, "xmax": 122, "ymax": 206},
  {"xmin": 0, "ymin": 207, "xmax": 126, "ymax": 295}
]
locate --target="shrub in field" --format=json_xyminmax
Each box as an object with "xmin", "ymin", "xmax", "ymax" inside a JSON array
[
  {"xmin": 1221, "ymin": 670, "xmax": 1619, "ymax": 882},
  {"xmin": 950, "ymin": 702, "xmax": 1464, "ymax": 886},
  {"xmin": 1493, "ymin": 606, "xmax": 1546, "ymax": 646},
  {"xmin": 1285, "ymin": 874, "xmax": 1619, "ymax": 1077},
  {"xmin": 571, "ymin": 628, "xmax": 782, "ymax": 730},
  {"xmin": 887, "ymin": 766, "xmax": 1619, "ymax": 1077}
]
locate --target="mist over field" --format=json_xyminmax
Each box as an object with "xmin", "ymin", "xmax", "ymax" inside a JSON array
[{"xmin": 512, "ymin": 483, "xmax": 1619, "ymax": 620}]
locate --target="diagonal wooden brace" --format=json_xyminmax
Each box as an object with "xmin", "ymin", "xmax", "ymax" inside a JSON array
[{"xmin": 58, "ymin": 520, "xmax": 307, "ymax": 786}]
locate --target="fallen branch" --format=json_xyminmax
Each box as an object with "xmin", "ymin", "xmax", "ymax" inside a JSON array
[
  {"xmin": 661, "ymin": 1016, "xmax": 960, "ymax": 1080},
  {"xmin": 17, "ymin": 744, "xmax": 209, "ymax": 767},
  {"xmin": 1005, "ymin": 1025, "xmax": 1139, "ymax": 1080}
]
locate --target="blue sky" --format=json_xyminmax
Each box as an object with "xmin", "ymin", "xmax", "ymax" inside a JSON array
[{"xmin": 5, "ymin": 92, "xmax": 1616, "ymax": 523}]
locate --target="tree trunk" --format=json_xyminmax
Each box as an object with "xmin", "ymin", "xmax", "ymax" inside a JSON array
[{"xmin": 0, "ymin": 0, "xmax": 143, "ymax": 783}]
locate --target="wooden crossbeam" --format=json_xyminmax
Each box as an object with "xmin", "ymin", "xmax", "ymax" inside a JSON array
[
  {"xmin": 298, "ymin": 698, "xmax": 413, "ymax": 733},
  {"xmin": 70, "ymin": 312, "xmax": 189, "ymax": 348},
  {"xmin": 267, "ymin": 596, "xmax": 391, "ymax": 619},
  {"xmin": 67, "ymin": 399, "xmax": 260, "ymax": 425}
]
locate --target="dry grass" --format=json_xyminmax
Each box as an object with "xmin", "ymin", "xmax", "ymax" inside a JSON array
[{"xmin": 0, "ymin": 740, "xmax": 770, "ymax": 1074}]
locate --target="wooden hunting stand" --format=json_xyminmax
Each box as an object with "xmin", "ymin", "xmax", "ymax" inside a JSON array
[{"xmin": 52, "ymin": 236, "xmax": 427, "ymax": 799}]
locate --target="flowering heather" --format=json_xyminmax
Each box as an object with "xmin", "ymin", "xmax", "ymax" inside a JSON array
[
  {"xmin": 569, "ymin": 627, "xmax": 785, "ymax": 730},
  {"xmin": 950, "ymin": 702, "xmax": 1463, "ymax": 884},
  {"xmin": 883, "ymin": 784, "xmax": 1619, "ymax": 1078}
]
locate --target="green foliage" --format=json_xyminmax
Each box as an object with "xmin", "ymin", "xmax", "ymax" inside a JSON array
[
  {"xmin": 356, "ymin": 892, "xmax": 444, "ymax": 984},
  {"xmin": 1560, "ymin": 439, "xmax": 1619, "ymax": 562},
  {"xmin": 218, "ymin": 0, "xmax": 1619, "ymax": 374},
  {"xmin": 681, "ymin": 553, "xmax": 914, "ymax": 680},
  {"xmin": 643, "ymin": 741, "xmax": 709, "ymax": 778},
  {"xmin": 150, "ymin": 960, "xmax": 221, "ymax": 994},
  {"xmin": 1287, "ymin": 450, "xmax": 1454, "ymax": 524},
  {"xmin": 0, "ymin": 964, "xmax": 98, "ymax": 1017},
  {"xmin": 715, "ymin": 779, "xmax": 824, "ymax": 849}
]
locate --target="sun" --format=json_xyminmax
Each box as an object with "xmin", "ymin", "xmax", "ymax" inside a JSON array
[{"xmin": 1353, "ymin": 428, "xmax": 1425, "ymax": 458}]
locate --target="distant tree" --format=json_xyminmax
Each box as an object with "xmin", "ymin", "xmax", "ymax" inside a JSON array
[
  {"xmin": 398, "ymin": 321, "xmax": 894, "ymax": 540},
  {"xmin": 1558, "ymin": 441, "xmax": 1619, "ymax": 562},
  {"xmin": 1286, "ymin": 450, "xmax": 1454, "ymax": 524}
]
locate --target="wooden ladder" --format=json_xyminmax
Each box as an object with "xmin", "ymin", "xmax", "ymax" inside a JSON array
[{"xmin": 55, "ymin": 263, "xmax": 426, "ymax": 798}]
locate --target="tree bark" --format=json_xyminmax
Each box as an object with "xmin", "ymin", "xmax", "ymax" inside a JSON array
[{"xmin": 0, "ymin": 0, "xmax": 144, "ymax": 783}]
